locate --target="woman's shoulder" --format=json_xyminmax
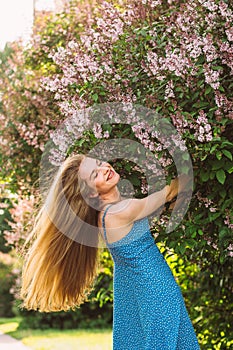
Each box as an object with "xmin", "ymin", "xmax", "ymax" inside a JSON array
[
  {"xmin": 98, "ymin": 199, "xmax": 132, "ymax": 228},
  {"xmin": 98, "ymin": 201, "xmax": 135, "ymax": 243}
]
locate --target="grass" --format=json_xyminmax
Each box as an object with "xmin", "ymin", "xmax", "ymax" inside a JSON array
[
  {"xmin": 0, "ymin": 317, "xmax": 112, "ymax": 350},
  {"xmin": 1, "ymin": 317, "xmax": 233, "ymax": 349}
]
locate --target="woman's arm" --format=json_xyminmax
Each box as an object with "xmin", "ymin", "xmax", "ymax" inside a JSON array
[{"xmin": 112, "ymin": 174, "xmax": 191, "ymax": 224}]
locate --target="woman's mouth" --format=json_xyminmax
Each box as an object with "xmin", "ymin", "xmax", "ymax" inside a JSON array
[{"xmin": 107, "ymin": 169, "xmax": 114, "ymax": 181}]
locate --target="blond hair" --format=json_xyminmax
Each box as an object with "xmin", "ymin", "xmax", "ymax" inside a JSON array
[{"xmin": 20, "ymin": 154, "xmax": 100, "ymax": 312}]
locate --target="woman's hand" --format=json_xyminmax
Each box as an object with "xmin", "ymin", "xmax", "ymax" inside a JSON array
[{"xmin": 166, "ymin": 174, "xmax": 192, "ymax": 203}]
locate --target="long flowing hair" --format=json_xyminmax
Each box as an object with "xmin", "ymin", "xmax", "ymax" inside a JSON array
[{"xmin": 20, "ymin": 154, "xmax": 100, "ymax": 312}]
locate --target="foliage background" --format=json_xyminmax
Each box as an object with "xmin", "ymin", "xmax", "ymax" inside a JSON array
[{"xmin": 0, "ymin": 0, "xmax": 232, "ymax": 349}]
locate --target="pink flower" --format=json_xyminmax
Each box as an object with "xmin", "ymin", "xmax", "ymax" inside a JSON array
[
  {"xmin": 203, "ymin": 64, "xmax": 221, "ymax": 89},
  {"xmin": 93, "ymin": 123, "xmax": 103, "ymax": 139},
  {"xmin": 145, "ymin": 51, "xmax": 160, "ymax": 76},
  {"xmin": 224, "ymin": 215, "xmax": 233, "ymax": 229},
  {"xmin": 186, "ymin": 36, "xmax": 203, "ymax": 58},
  {"xmin": 162, "ymin": 48, "xmax": 191, "ymax": 77},
  {"xmin": 202, "ymin": 34, "xmax": 218, "ymax": 62},
  {"xmin": 103, "ymin": 131, "xmax": 110, "ymax": 138},
  {"xmin": 142, "ymin": 0, "xmax": 162, "ymax": 8},
  {"xmin": 194, "ymin": 110, "xmax": 213, "ymax": 142},
  {"xmin": 225, "ymin": 28, "xmax": 233, "ymax": 42},
  {"xmin": 199, "ymin": 0, "xmax": 218, "ymax": 12},
  {"xmin": 209, "ymin": 207, "xmax": 217, "ymax": 212},
  {"xmin": 219, "ymin": 42, "xmax": 233, "ymax": 74},
  {"xmin": 214, "ymin": 91, "xmax": 233, "ymax": 113},
  {"xmin": 205, "ymin": 12, "xmax": 217, "ymax": 29},
  {"xmin": 4, "ymin": 194, "xmax": 36, "ymax": 249},
  {"xmin": 171, "ymin": 112, "xmax": 188, "ymax": 135},
  {"xmin": 164, "ymin": 80, "xmax": 175, "ymax": 100},
  {"xmin": 218, "ymin": 1, "xmax": 232, "ymax": 20},
  {"xmin": 196, "ymin": 192, "xmax": 216, "ymax": 210}
]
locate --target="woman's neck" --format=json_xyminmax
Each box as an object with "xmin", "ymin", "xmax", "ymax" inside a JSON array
[{"xmin": 99, "ymin": 188, "xmax": 122, "ymax": 207}]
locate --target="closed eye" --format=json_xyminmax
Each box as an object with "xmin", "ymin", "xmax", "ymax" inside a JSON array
[
  {"xmin": 90, "ymin": 160, "xmax": 105, "ymax": 181},
  {"xmin": 90, "ymin": 160, "xmax": 102, "ymax": 181},
  {"xmin": 96, "ymin": 159, "xmax": 103, "ymax": 166}
]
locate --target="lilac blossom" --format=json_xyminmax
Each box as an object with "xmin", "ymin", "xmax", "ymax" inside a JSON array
[
  {"xmin": 4, "ymin": 194, "xmax": 36, "ymax": 250},
  {"xmin": 224, "ymin": 215, "xmax": 233, "ymax": 229},
  {"xmin": 202, "ymin": 34, "xmax": 218, "ymax": 62},
  {"xmin": 196, "ymin": 192, "xmax": 217, "ymax": 212},
  {"xmin": 145, "ymin": 51, "xmax": 160, "ymax": 76},
  {"xmin": 203, "ymin": 64, "xmax": 221, "ymax": 90},
  {"xmin": 227, "ymin": 244, "xmax": 233, "ymax": 258},
  {"xmin": 142, "ymin": 0, "xmax": 162, "ymax": 7},
  {"xmin": 194, "ymin": 110, "xmax": 213, "ymax": 142},
  {"xmin": 171, "ymin": 112, "xmax": 189, "ymax": 135},
  {"xmin": 199, "ymin": 0, "xmax": 218, "ymax": 12},
  {"xmin": 214, "ymin": 91, "xmax": 233, "ymax": 113},
  {"xmin": 93, "ymin": 123, "xmax": 103, "ymax": 139},
  {"xmin": 219, "ymin": 42, "xmax": 233, "ymax": 74},
  {"xmin": 218, "ymin": 1, "xmax": 232, "ymax": 20},
  {"xmin": 164, "ymin": 80, "xmax": 175, "ymax": 100},
  {"xmin": 225, "ymin": 27, "xmax": 233, "ymax": 42}
]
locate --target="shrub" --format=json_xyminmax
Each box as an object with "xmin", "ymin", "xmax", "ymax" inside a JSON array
[{"xmin": 0, "ymin": 253, "xmax": 17, "ymax": 317}]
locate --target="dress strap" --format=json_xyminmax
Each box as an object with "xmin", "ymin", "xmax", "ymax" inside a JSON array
[{"xmin": 102, "ymin": 204, "xmax": 113, "ymax": 243}]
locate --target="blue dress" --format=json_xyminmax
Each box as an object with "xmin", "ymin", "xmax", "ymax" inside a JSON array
[{"xmin": 102, "ymin": 206, "xmax": 200, "ymax": 350}]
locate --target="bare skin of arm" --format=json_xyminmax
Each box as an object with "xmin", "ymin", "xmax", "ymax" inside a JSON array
[{"xmin": 100, "ymin": 174, "xmax": 191, "ymax": 239}]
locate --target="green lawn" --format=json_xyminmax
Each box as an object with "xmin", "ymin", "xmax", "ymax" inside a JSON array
[{"xmin": 0, "ymin": 317, "xmax": 112, "ymax": 350}]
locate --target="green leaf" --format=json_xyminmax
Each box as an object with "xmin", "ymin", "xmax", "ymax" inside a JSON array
[
  {"xmin": 168, "ymin": 105, "xmax": 174, "ymax": 112},
  {"xmin": 219, "ymin": 228, "xmax": 228, "ymax": 239},
  {"xmin": 182, "ymin": 153, "xmax": 190, "ymax": 161},
  {"xmin": 219, "ymin": 188, "xmax": 226, "ymax": 198},
  {"xmin": 193, "ymin": 101, "xmax": 209, "ymax": 108},
  {"xmin": 216, "ymin": 151, "xmax": 222, "ymax": 160},
  {"xmin": 220, "ymin": 255, "xmax": 226, "ymax": 264},
  {"xmin": 198, "ymin": 229, "xmax": 204, "ymax": 236},
  {"xmin": 209, "ymin": 212, "xmax": 221, "ymax": 222},
  {"xmin": 125, "ymin": 163, "xmax": 132, "ymax": 172},
  {"xmin": 209, "ymin": 171, "xmax": 216, "ymax": 180},
  {"xmin": 186, "ymin": 239, "xmax": 197, "ymax": 248},
  {"xmin": 227, "ymin": 166, "xmax": 233, "ymax": 174},
  {"xmin": 221, "ymin": 198, "xmax": 232, "ymax": 211},
  {"xmin": 204, "ymin": 85, "xmax": 212, "ymax": 95},
  {"xmin": 129, "ymin": 175, "xmax": 140, "ymax": 186},
  {"xmin": 212, "ymin": 159, "xmax": 224, "ymax": 170},
  {"xmin": 212, "ymin": 66, "xmax": 223, "ymax": 70},
  {"xmin": 200, "ymin": 169, "xmax": 209, "ymax": 182},
  {"xmin": 222, "ymin": 150, "xmax": 232, "ymax": 160},
  {"xmin": 216, "ymin": 169, "xmax": 226, "ymax": 184},
  {"xmin": 210, "ymin": 144, "xmax": 218, "ymax": 154},
  {"xmin": 219, "ymin": 86, "xmax": 225, "ymax": 93},
  {"xmin": 92, "ymin": 93, "xmax": 98, "ymax": 102},
  {"xmin": 178, "ymin": 244, "xmax": 186, "ymax": 255},
  {"xmin": 222, "ymin": 141, "xmax": 233, "ymax": 147}
]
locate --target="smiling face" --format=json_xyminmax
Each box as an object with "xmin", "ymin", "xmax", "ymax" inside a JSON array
[{"xmin": 78, "ymin": 157, "xmax": 120, "ymax": 197}]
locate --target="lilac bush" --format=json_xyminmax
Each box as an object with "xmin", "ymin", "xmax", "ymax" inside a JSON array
[{"xmin": 41, "ymin": 0, "xmax": 233, "ymax": 252}]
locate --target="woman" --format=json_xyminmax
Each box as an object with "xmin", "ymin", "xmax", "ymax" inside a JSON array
[{"xmin": 21, "ymin": 154, "xmax": 200, "ymax": 349}]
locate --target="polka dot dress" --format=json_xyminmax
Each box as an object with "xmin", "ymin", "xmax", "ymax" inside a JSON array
[{"xmin": 102, "ymin": 206, "xmax": 200, "ymax": 350}]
